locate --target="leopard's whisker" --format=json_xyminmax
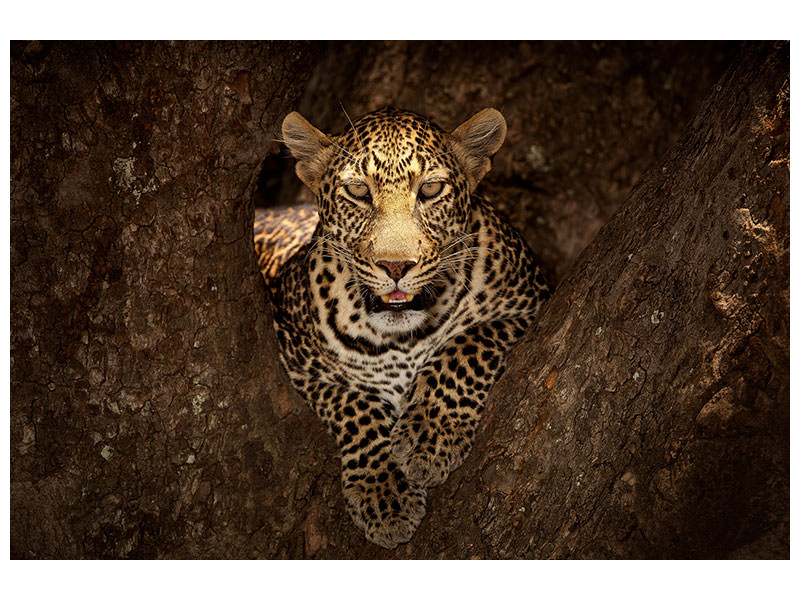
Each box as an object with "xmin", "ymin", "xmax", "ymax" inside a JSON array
[{"xmin": 340, "ymin": 101, "xmax": 365, "ymax": 153}]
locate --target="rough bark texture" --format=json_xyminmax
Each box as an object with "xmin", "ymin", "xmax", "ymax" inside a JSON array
[
  {"xmin": 403, "ymin": 41, "xmax": 789, "ymax": 559},
  {"xmin": 11, "ymin": 41, "xmax": 787, "ymax": 558},
  {"xmin": 10, "ymin": 41, "xmax": 328, "ymax": 558}
]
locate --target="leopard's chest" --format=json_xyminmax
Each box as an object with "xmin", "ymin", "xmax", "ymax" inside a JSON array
[{"xmin": 333, "ymin": 344, "xmax": 435, "ymax": 416}]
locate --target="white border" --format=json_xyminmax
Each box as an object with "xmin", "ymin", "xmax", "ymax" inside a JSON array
[{"xmin": 3, "ymin": 4, "xmax": 795, "ymax": 600}]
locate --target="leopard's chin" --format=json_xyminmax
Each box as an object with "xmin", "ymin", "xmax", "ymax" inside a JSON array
[{"xmin": 366, "ymin": 308, "xmax": 430, "ymax": 336}]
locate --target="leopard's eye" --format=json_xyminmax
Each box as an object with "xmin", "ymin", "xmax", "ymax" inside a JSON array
[
  {"xmin": 344, "ymin": 183, "xmax": 370, "ymax": 200},
  {"xmin": 419, "ymin": 181, "xmax": 444, "ymax": 199}
]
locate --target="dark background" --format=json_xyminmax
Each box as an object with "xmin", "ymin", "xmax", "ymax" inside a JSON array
[{"xmin": 254, "ymin": 41, "xmax": 737, "ymax": 287}]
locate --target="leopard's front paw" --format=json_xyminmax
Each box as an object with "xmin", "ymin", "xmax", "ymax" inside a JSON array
[
  {"xmin": 342, "ymin": 464, "xmax": 427, "ymax": 549},
  {"xmin": 390, "ymin": 412, "xmax": 464, "ymax": 488}
]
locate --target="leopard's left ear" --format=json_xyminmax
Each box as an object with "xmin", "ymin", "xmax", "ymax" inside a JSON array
[{"xmin": 450, "ymin": 108, "xmax": 507, "ymax": 189}]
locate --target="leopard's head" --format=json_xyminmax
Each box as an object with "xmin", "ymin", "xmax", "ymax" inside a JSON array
[{"xmin": 282, "ymin": 106, "xmax": 506, "ymax": 334}]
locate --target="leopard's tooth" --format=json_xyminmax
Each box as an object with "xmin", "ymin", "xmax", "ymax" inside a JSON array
[
  {"xmin": 381, "ymin": 294, "xmax": 392, "ymax": 303},
  {"xmin": 404, "ymin": 293, "xmax": 415, "ymax": 302}
]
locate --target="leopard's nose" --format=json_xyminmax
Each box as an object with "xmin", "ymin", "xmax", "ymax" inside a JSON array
[{"xmin": 376, "ymin": 259, "xmax": 417, "ymax": 282}]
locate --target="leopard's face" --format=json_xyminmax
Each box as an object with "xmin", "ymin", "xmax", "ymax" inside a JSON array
[{"xmin": 283, "ymin": 107, "xmax": 506, "ymax": 335}]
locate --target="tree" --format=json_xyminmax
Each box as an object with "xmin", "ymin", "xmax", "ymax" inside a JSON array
[{"xmin": 11, "ymin": 41, "xmax": 787, "ymax": 558}]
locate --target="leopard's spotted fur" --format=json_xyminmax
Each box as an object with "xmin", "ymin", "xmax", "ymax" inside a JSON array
[
  {"xmin": 255, "ymin": 107, "xmax": 550, "ymax": 548},
  {"xmin": 254, "ymin": 205, "xmax": 317, "ymax": 280}
]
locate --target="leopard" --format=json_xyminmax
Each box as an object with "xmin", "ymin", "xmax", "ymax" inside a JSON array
[{"xmin": 254, "ymin": 106, "xmax": 550, "ymax": 549}]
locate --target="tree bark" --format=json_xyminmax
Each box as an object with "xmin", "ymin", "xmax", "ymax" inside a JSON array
[
  {"xmin": 11, "ymin": 41, "xmax": 787, "ymax": 558},
  {"xmin": 403, "ymin": 41, "xmax": 789, "ymax": 559},
  {"xmin": 10, "ymin": 40, "xmax": 327, "ymax": 558}
]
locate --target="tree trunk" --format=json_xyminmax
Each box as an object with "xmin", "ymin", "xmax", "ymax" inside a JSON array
[
  {"xmin": 404, "ymin": 41, "xmax": 789, "ymax": 559},
  {"xmin": 11, "ymin": 41, "xmax": 787, "ymax": 558},
  {"xmin": 10, "ymin": 40, "xmax": 327, "ymax": 558}
]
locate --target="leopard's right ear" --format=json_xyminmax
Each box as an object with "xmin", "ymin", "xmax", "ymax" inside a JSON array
[{"xmin": 282, "ymin": 112, "xmax": 334, "ymax": 189}]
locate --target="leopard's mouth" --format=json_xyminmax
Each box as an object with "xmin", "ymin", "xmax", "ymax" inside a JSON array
[{"xmin": 363, "ymin": 286, "xmax": 438, "ymax": 313}]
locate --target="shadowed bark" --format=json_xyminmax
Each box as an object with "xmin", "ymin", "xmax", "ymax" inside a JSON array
[
  {"xmin": 11, "ymin": 41, "xmax": 787, "ymax": 558},
  {"xmin": 263, "ymin": 40, "xmax": 738, "ymax": 286}
]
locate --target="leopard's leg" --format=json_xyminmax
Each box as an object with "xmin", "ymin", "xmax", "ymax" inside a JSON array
[
  {"xmin": 298, "ymin": 377, "xmax": 427, "ymax": 549},
  {"xmin": 390, "ymin": 317, "xmax": 530, "ymax": 487}
]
